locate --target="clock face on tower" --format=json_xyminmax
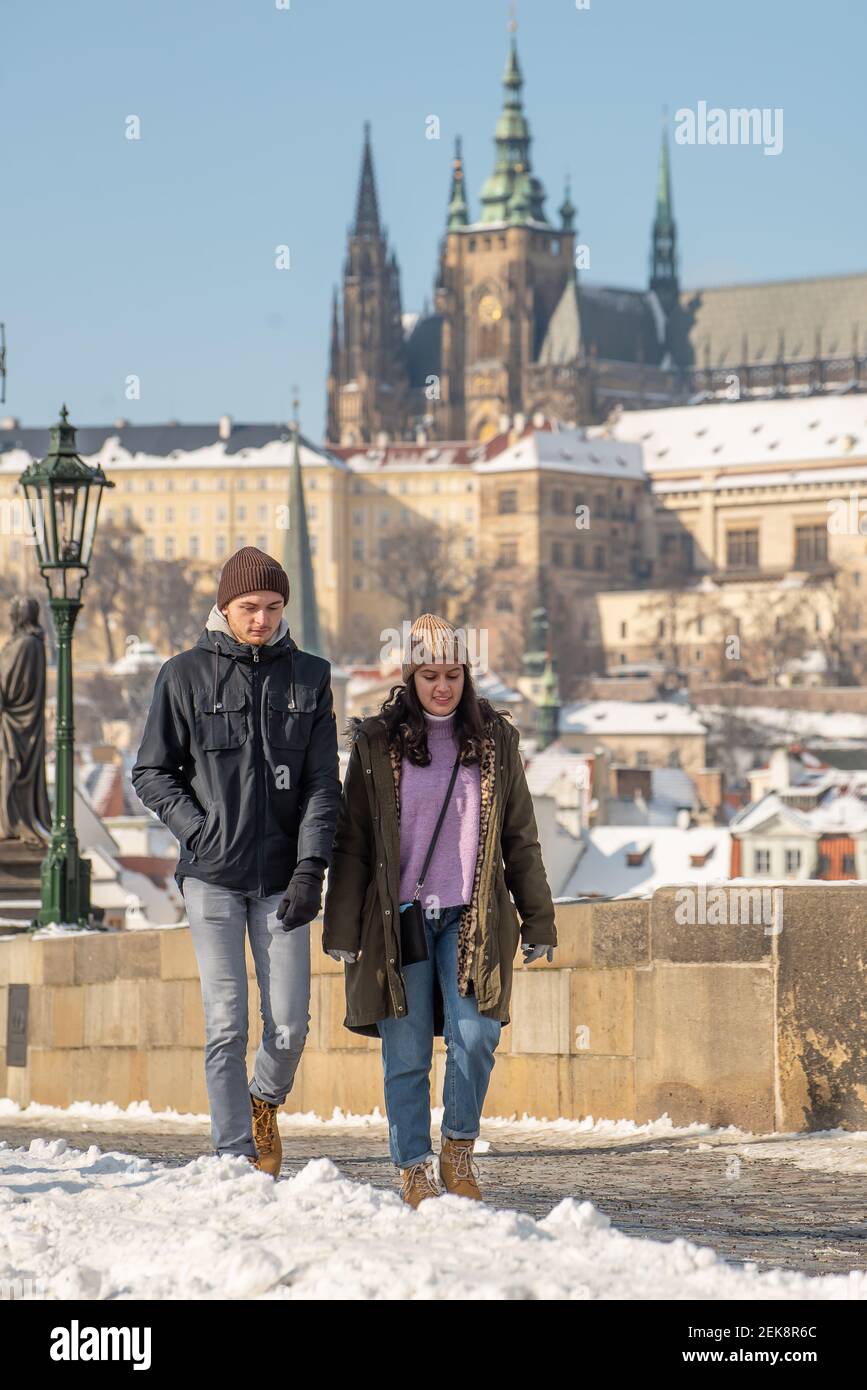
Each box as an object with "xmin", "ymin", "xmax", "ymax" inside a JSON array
[{"xmin": 478, "ymin": 294, "xmax": 503, "ymax": 325}]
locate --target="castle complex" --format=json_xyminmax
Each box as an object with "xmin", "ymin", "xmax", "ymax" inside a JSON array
[{"xmin": 326, "ymin": 33, "xmax": 867, "ymax": 446}]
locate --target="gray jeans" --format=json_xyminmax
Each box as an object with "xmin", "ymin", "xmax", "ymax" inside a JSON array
[{"xmin": 182, "ymin": 877, "xmax": 311, "ymax": 1158}]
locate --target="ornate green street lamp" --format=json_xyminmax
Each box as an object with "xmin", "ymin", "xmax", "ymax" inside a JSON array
[{"xmin": 18, "ymin": 406, "xmax": 114, "ymax": 927}]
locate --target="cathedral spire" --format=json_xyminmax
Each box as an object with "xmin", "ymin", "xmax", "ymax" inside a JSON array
[
  {"xmin": 283, "ymin": 398, "xmax": 325, "ymax": 657},
  {"xmin": 354, "ymin": 120, "xmax": 381, "ymax": 238},
  {"xmin": 479, "ymin": 20, "xmax": 548, "ymax": 226},
  {"xmin": 559, "ymin": 173, "xmax": 576, "ymax": 233},
  {"xmin": 649, "ymin": 113, "xmax": 679, "ymax": 317},
  {"xmin": 447, "ymin": 136, "xmax": 470, "ymax": 229}
]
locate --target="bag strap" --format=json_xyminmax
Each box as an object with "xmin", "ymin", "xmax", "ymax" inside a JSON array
[{"xmin": 411, "ymin": 754, "xmax": 462, "ymax": 902}]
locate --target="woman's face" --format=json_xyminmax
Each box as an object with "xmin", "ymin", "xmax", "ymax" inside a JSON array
[{"xmin": 414, "ymin": 663, "xmax": 464, "ymax": 715}]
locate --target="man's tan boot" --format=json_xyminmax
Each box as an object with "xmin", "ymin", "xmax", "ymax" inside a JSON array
[
  {"xmin": 439, "ymin": 1137, "xmax": 482, "ymax": 1200},
  {"xmin": 400, "ymin": 1156, "xmax": 443, "ymax": 1209},
  {"xmin": 250, "ymin": 1095, "xmax": 282, "ymax": 1178}
]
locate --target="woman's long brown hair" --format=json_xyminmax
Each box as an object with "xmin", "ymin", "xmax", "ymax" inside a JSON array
[{"xmin": 376, "ymin": 668, "xmax": 510, "ymax": 766}]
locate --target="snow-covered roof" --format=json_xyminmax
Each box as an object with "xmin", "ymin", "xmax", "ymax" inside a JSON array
[
  {"xmin": 564, "ymin": 825, "xmax": 731, "ymax": 899},
  {"xmin": 0, "ymin": 432, "xmax": 341, "ymax": 475},
  {"xmin": 731, "ymin": 784, "xmax": 867, "ymax": 836},
  {"xmin": 474, "ymin": 427, "xmax": 643, "ymax": 480},
  {"xmin": 524, "ymin": 740, "xmax": 592, "ymax": 796},
  {"xmin": 592, "ymin": 395, "xmax": 867, "ymax": 475},
  {"xmin": 560, "ymin": 700, "xmax": 707, "ymax": 737}
]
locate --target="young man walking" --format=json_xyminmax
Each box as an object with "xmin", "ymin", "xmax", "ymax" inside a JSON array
[{"xmin": 132, "ymin": 546, "xmax": 340, "ymax": 1175}]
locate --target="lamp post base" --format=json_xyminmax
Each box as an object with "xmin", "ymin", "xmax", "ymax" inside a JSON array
[{"xmin": 35, "ymin": 839, "xmax": 94, "ymax": 929}]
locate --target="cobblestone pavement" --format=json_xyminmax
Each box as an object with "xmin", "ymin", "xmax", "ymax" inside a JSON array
[{"xmin": 3, "ymin": 1115, "xmax": 865, "ymax": 1279}]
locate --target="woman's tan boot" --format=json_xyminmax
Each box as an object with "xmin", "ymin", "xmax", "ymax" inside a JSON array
[
  {"xmin": 400, "ymin": 1156, "xmax": 443, "ymax": 1209},
  {"xmin": 439, "ymin": 1137, "xmax": 482, "ymax": 1200},
  {"xmin": 250, "ymin": 1096, "xmax": 282, "ymax": 1177}
]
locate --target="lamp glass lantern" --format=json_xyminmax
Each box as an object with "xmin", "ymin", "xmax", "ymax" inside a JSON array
[{"xmin": 17, "ymin": 405, "xmax": 114, "ymax": 928}]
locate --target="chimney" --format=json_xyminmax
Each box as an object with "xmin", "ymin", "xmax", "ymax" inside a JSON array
[
  {"xmin": 218, "ymin": 414, "xmax": 232, "ymax": 441},
  {"xmin": 768, "ymin": 747, "xmax": 791, "ymax": 793},
  {"xmin": 695, "ymin": 768, "xmax": 725, "ymax": 820}
]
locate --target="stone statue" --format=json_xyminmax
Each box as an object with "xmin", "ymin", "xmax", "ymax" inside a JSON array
[{"xmin": 0, "ymin": 596, "xmax": 52, "ymax": 844}]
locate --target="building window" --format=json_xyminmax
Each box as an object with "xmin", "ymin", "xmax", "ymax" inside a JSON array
[
  {"xmin": 257, "ymin": 505, "xmax": 268, "ymax": 523},
  {"xmin": 754, "ymin": 848, "xmax": 771, "ymax": 874},
  {"xmin": 552, "ymin": 541, "xmax": 563, "ymax": 565},
  {"xmin": 190, "ymin": 479, "xmax": 199, "ymax": 492},
  {"xmin": 165, "ymin": 479, "xmax": 174, "ymax": 492},
  {"xmin": 164, "ymin": 536, "xmax": 175, "ymax": 559},
  {"xmin": 189, "ymin": 506, "xmax": 201, "ymax": 523},
  {"xmin": 216, "ymin": 506, "xmax": 227, "ymax": 522},
  {"xmin": 143, "ymin": 537, "xmax": 155, "ymax": 560},
  {"xmin": 593, "ymin": 546, "xmax": 605, "ymax": 571},
  {"xmin": 237, "ymin": 478, "xmax": 246, "ymax": 491},
  {"xmin": 726, "ymin": 528, "xmax": 759, "ymax": 569},
  {"xmin": 498, "ymin": 541, "xmax": 518, "ymax": 566},
  {"xmin": 237, "ymin": 505, "xmax": 247, "ymax": 521},
  {"xmin": 551, "ymin": 488, "xmax": 564, "ymax": 512},
  {"xmin": 144, "ymin": 507, "xmax": 154, "ymax": 524},
  {"xmin": 189, "ymin": 536, "xmax": 200, "ymax": 557},
  {"xmin": 495, "ymin": 592, "xmax": 513, "ymax": 612},
  {"xmin": 259, "ymin": 478, "xmax": 268, "ymax": 491},
  {"xmin": 498, "ymin": 489, "xmax": 518, "ymax": 514},
  {"xmin": 310, "ymin": 534, "xmax": 318, "ymax": 555},
  {"xmin": 572, "ymin": 542, "xmax": 585, "ymax": 568},
  {"xmin": 620, "ymin": 621, "xmax": 627, "ymax": 639},
  {"xmin": 635, "ymin": 750, "xmax": 649, "ymax": 767},
  {"xmin": 843, "ymin": 853, "xmax": 856, "ymax": 875},
  {"xmin": 352, "ymin": 574, "xmax": 363, "ymax": 590},
  {"xmin": 257, "ymin": 534, "xmax": 268, "ymax": 549},
  {"xmin": 216, "ymin": 535, "xmax": 227, "ymax": 558},
  {"xmin": 165, "ymin": 507, "xmax": 175, "ymax": 523},
  {"xmin": 785, "ymin": 848, "xmax": 801, "ymax": 875},
  {"xmin": 795, "ymin": 525, "xmax": 828, "ymax": 568},
  {"xmin": 595, "ymin": 494, "xmax": 607, "ymax": 518},
  {"xmin": 352, "ymin": 539, "xmax": 363, "ymax": 561}
]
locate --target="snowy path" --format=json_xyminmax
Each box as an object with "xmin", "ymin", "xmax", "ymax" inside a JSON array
[{"xmin": 1, "ymin": 1103, "xmax": 867, "ymax": 1298}]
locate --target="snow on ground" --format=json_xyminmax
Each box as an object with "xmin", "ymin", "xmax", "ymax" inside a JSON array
[{"xmin": 2, "ymin": 1136, "xmax": 866, "ymax": 1301}]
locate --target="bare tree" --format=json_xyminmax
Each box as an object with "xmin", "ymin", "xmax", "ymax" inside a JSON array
[
  {"xmin": 369, "ymin": 521, "xmax": 492, "ymax": 629},
  {"xmin": 84, "ymin": 519, "xmax": 144, "ymax": 662}
]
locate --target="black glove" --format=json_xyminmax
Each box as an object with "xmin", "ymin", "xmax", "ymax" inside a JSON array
[{"xmin": 276, "ymin": 858, "xmax": 326, "ymax": 931}]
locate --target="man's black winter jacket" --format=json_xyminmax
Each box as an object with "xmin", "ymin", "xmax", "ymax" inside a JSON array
[{"xmin": 131, "ymin": 625, "xmax": 341, "ymax": 895}]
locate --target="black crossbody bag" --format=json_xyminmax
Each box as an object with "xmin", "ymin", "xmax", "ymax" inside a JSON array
[{"xmin": 399, "ymin": 754, "xmax": 462, "ymax": 966}]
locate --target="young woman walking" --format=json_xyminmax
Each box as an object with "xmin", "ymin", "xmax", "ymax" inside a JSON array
[{"xmin": 323, "ymin": 614, "xmax": 556, "ymax": 1207}]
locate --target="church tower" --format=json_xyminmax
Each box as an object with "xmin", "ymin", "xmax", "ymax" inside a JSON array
[
  {"xmin": 327, "ymin": 123, "xmax": 410, "ymax": 445},
  {"xmin": 433, "ymin": 23, "xmax": 575, "ymax": 441},
  {"xmin": 648, "ymin": 117, "xmax": 680, "ymax": 326}
]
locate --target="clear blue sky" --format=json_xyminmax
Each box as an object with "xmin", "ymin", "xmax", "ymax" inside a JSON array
[{"xmin": 3, "ymin": 0, "xmax": 864, "ymax": 438}]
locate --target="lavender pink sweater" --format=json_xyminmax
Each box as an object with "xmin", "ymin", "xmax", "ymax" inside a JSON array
[{"xmin": 398, "ymin": 711, "xmax": 481, "ymax": 908}]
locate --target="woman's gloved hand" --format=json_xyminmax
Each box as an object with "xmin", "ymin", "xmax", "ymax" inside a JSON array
[
  {"xmin": 277, "ymin": 858, "xmax": 326, "ymax": 931},
  {"xmin": 327, "ymin": 948, "xmax": 359, "ymax": 964},
  {"xmin": 522, "ymin": 943, "xmax": 555, "ymax": 965}
]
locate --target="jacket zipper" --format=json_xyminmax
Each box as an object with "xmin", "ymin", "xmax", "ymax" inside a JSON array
[
  {"xmin": 367, "ymin": 734, "xmax": 402, "ymax": 1018},
  {"xmin": 252, "ymin": 647, "xmax": 265, "ymax": 895}
]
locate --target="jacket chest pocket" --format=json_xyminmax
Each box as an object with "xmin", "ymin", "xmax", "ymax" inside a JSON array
[
  {"xmin": 266, "ymin": 686, "xmax": 316, "ymax": 750},
  {"xmin": 194, "ymin": 694, "xmax": 247, "ymax": 750}
]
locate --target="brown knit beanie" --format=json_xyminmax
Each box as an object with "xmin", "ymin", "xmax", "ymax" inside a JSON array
[
  {"xmin": 401, "ymin": 613, "xmax": 466, "ymax": 682},
  {"xmin": 217, "ymin": 546, "xmax": 290, "ymax": 610}
]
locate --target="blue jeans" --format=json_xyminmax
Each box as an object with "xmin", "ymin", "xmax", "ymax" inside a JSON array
[
  {"xmin": 183, "ymin": 877, "xmax": 311, "ymax": 1158},
  {"xmin": 376, "ymin": 903, "xmax": 501, "ymax": 1169}
]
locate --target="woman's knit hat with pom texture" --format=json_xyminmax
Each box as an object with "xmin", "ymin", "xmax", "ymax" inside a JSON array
[{"xmin": 401, "ymin": 613, "xmax": 466, "ymax": 682}]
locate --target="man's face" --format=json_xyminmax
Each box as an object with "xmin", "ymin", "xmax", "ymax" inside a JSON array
[
  {"xmin": 222, "ymin": 590, "xmax": 285, "ymax": 646},
  {"xmin": 413, "ymin": 662, "xmax": 464, "ymax": 715}
]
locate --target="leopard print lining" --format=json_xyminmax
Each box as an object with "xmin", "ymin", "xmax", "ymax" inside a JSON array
[{"xmin": 390, "ymin": 727, "xmax": 498, "ymax": 996}]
